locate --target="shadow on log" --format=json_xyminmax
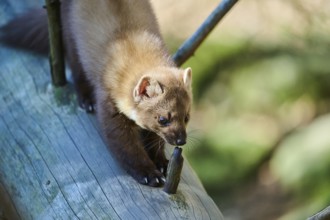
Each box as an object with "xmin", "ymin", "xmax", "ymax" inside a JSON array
[{"xmin": 0, "ymin": 1, "xmax": 223, "ymax": 219}]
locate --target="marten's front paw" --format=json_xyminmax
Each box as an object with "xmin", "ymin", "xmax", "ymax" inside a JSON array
[
  {"xmin": 78, "ymin": 96, "xmax": 95, "ymax": 113},
  {"xmin": 130, "ymin": 167, "xmax": 166, "ymax": 187}
]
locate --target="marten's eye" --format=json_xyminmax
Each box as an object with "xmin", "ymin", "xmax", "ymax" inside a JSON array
[
  {"xmin": 184, "ymin": 114, "xmax": 190, "ymax": 123},
  {"xmin": 158, "ymin": 116, "xmax": 170, "ymax": 126}
]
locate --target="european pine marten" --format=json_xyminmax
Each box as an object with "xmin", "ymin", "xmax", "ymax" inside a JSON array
[{"xmin": 0, "ymin": 0, "xmax": 192, "ymax": 187}]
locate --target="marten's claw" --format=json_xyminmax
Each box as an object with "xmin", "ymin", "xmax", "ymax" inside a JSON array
[
  {"xmin": 87, "ymin": 104, "xmax": 94, "ymax": 113},
  {"xmin": 138, "ymin": 170, "xmax": 165, "ymax": 187},
  {"xmin": 76, "ymin": 91, "xmax": 95, "ymax": 113},
  {"xmin": 161, "ymin": 177, "xmax": 166, "ymax": 183},
  {"xmin": 79, "ymin": 99, "xmax": 95, "ymax": 113},
  {"xmin": 155, "ymin": 159, "xmax": 168, "ymax": 177},
  {"xmin": 144, "ymin": 177, "xmax": 148, "ymax": 184}
]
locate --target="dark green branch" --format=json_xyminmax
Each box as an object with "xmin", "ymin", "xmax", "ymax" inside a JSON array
[
  {"xmin": 164, "ymin": 147, "xmax": 184, "ymax": 194},
  {"xmin": 45, "ymin": 0, "xmax": 66, "ymax": 86},
  {"xmin": 173, "ymin": 0, "xmax": 239, "ymax": 66}
]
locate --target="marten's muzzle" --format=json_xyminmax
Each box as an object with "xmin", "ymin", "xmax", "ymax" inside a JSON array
[{"xmin": 165, "ymin": 130, "xmax": 187, "ymax": 146}]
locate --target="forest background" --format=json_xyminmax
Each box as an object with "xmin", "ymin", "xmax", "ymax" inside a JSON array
[{"xmin": 153, "ymin": 0, "xmax": 330, "ymax": 219}]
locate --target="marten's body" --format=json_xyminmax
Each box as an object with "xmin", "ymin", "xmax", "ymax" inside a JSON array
[{"xmin": 1, "ymin": 0, "xmax": 192, "ymax": 186}]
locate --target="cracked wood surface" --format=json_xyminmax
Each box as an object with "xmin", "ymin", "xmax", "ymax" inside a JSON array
[{"xmin": 0, "ymin": 1, "xmax": 223, "ymax": 219}]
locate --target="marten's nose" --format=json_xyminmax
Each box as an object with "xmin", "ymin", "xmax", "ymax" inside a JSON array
[
  {"xmin": 167, "ymin": 130, "xmax": 187, "ymax": 146},
  {"xmin": 176, "ymin": 138, "xmax": 186, "ymax": 146},
  {"xmin": 175, "ymin": 131, "xmax": 187, "ymax": 146}
]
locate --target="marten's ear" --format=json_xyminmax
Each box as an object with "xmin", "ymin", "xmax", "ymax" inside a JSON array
[
  {"xmin": 182, "ymin": 67, "xmax": 192, "ymax": 90},
  {"xmin": 133, "ymin": 76, "xmax": 163, "ymax": 102}
]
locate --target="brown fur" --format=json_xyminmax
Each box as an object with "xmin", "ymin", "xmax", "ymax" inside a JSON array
[{"xmin": 1, "ymin": 0, "xmax": 193, "ymax": 186}]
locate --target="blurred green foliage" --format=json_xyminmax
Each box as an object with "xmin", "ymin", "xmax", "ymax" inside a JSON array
[{"xmin": 167, "ymin": 27, "xmax": 330, "ymax": 219}]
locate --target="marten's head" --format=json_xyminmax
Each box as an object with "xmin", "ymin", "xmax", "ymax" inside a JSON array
[{"xmin": 132, "ymin": 67, "xmax": 192, "ymax": 146}]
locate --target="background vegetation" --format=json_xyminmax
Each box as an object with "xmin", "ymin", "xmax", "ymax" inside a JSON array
[{"xmin": 154, "ymin": 0, "xmax": 330, "ymax": 219}]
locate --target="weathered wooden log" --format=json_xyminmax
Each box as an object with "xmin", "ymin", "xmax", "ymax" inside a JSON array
[{"xmin": 0, "ymin": 1, "xmax": 224, "ymax": 219}]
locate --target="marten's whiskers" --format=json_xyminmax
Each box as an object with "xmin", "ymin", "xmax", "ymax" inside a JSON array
[
  {"xmin": 185, "ymin": 130, "xmax": 203, "ymax": 150},
  {"xmin": 143, "ymin": 138, "xmax": 162, "ymax": 150}
]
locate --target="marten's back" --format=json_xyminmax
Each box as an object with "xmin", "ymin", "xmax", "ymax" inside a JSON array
[{"xmin": 64, "ymin": 0, "xmax": 162, "ymax": 79}]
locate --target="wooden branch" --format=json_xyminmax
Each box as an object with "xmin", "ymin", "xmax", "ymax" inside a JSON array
[
  {"xmin": 45, "ymin": 0, "xmax": 66, "ymax": 86},
  {"xmin": 173, "ymin": 0, "xmax": 239, "ymax": 66},
  {"xmin": 163, "ymin": 147, "xmax": 184, "ymax": 194}
]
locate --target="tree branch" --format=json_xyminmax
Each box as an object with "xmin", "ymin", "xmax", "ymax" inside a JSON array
[
  {"xmin": 163, "ymin": 147, "xmax": 184, "ymax": 194},
  {"xmin": 45, "ymin": 0, "xmax": 66, "ymax": 86},
  {"xmin": 173, "ymin": 0, "xmax": 239, "ymax": 66}
]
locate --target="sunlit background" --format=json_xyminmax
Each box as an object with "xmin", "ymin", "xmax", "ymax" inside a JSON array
[{"xmin": 154, "ymin": 0, "xmax": 330, "ymax": 219}]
